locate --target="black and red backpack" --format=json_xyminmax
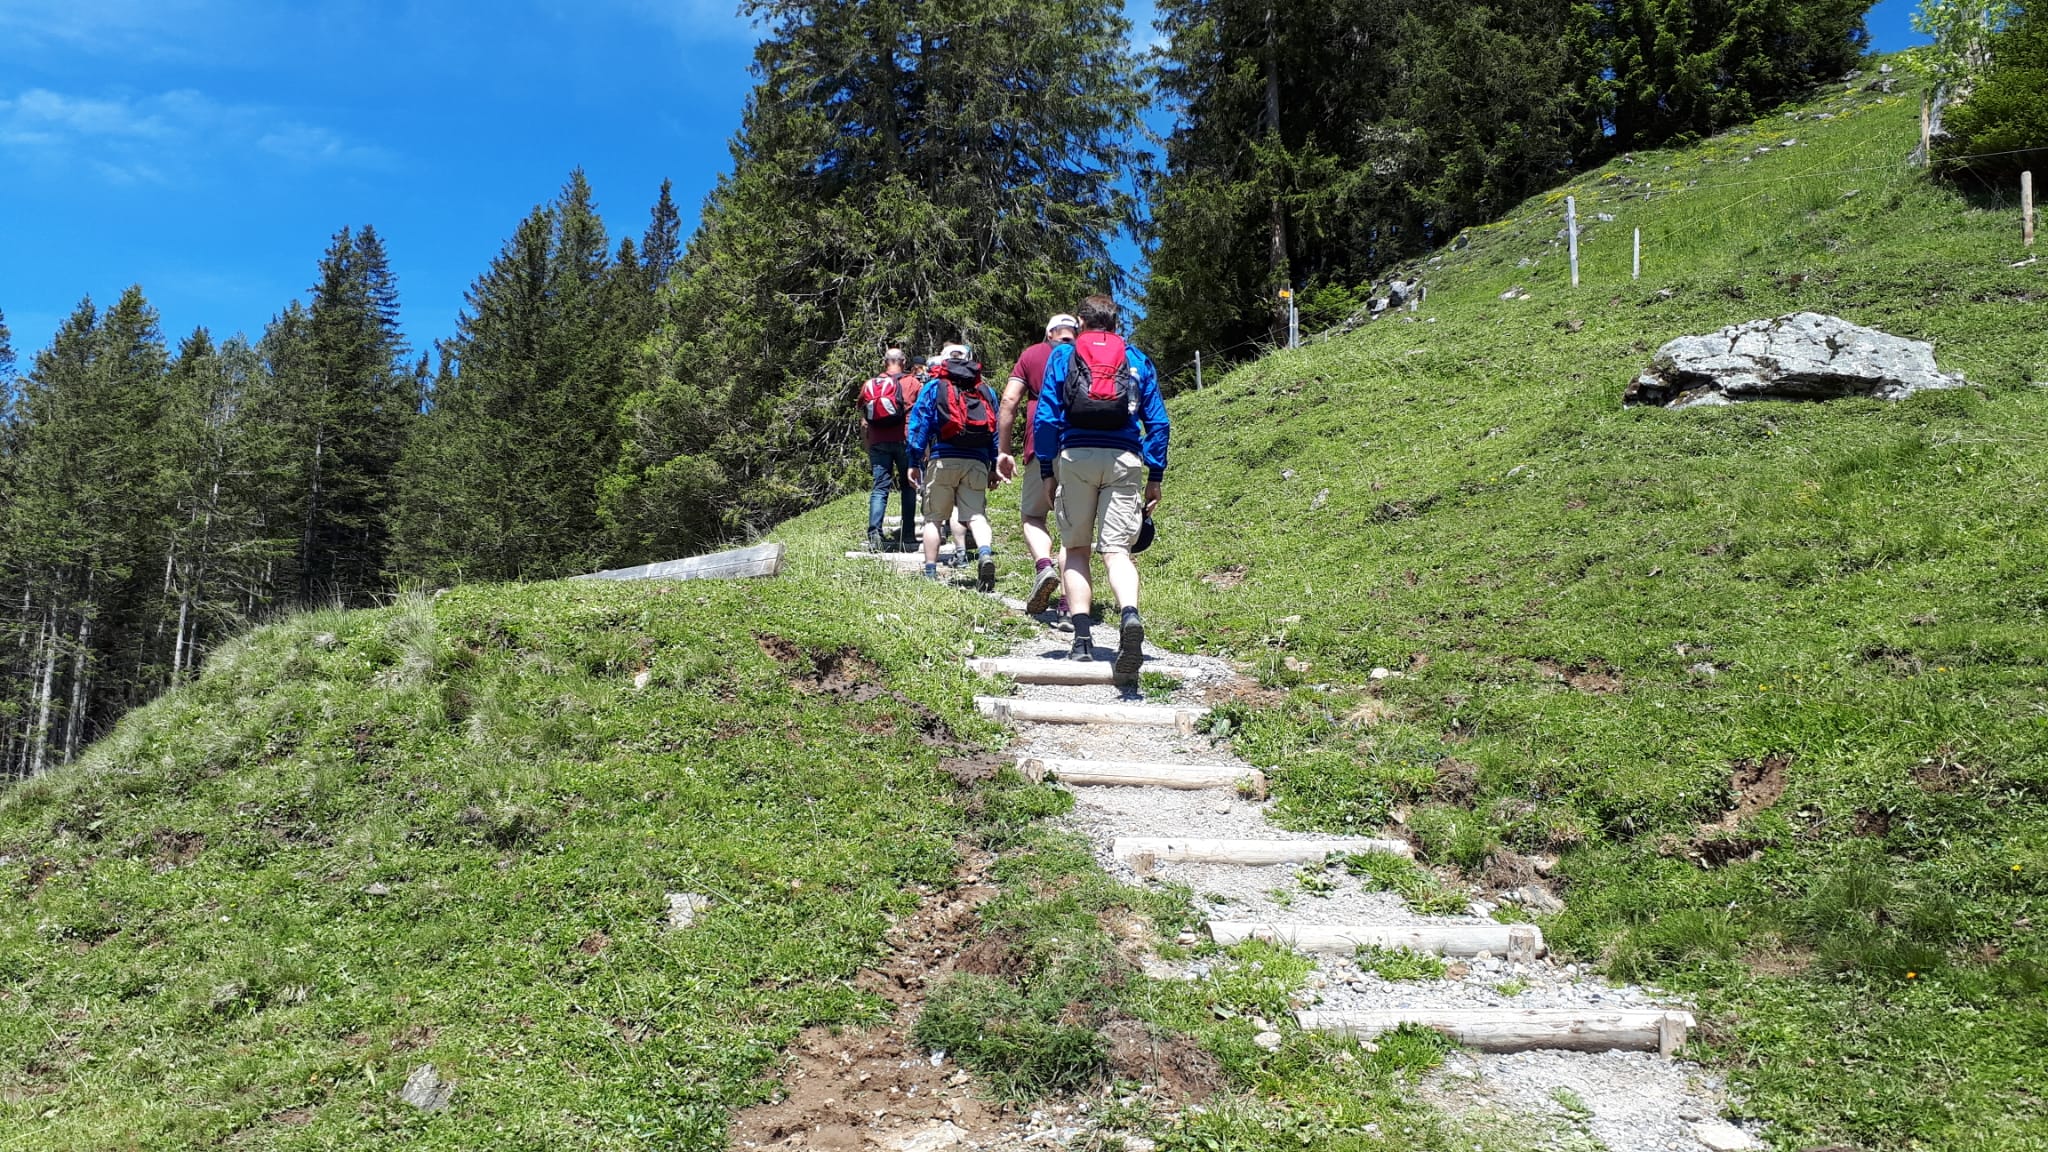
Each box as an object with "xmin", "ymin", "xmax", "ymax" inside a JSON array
[
  {"xmin": 1063, "ymin": 332, "xmax": 1140, "ymax": 431},
  {"xmin": 934, "ymin": 359, "xmax": 997, "ymax": 449},
  {"xmin": 861, "ymin": 374, "xmax": 907, "ymax": 426}
]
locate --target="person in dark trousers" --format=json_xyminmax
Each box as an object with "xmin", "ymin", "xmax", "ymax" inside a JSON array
[
  {"xmin": 1034, "ymin": 295, "xmax": 1169, "ymax": 674},
  {"xmin": 859, "ymin": 348, "xmax": 921, "ymax": 552},
  {"xmin": 997, "ymin": 313, "xmax": 1078, "ymax": 614},
  {"xmin": 908, "ymin": 344, "xmax": 1001, "ymax": 590}
]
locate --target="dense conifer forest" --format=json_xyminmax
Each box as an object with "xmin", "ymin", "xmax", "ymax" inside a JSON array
[{"xmin": 6, "ymin": 0, "xmax": 2017, "ymax": 777}]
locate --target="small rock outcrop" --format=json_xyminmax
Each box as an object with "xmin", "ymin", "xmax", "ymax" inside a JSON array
[{"xmin": 1625, "ymin": 312, "xmax": 1964, "ymax": 409}]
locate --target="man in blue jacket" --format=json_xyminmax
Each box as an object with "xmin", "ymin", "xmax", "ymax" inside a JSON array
[
  {"xmin": 1034, "ymin": 295, "xmax": 1169, "ymax": 673},
  {"xmin": 907, "ymin": 343, "xmax": 1001, "ymax": 590}
]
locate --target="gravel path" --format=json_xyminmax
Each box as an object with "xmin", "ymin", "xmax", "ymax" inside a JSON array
[{"xmin": 982, "ymin": 611, "xmax": 1762, "ymax": 1152}]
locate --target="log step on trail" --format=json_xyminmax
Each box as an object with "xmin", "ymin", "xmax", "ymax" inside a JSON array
[
  {"xmin": 968, "ymin": 657, "xmax": 1190, "ymax": 685},
  {"xmin": 975, "ymin": 697, "xmax": 1209, "ymax": 733},
  {"xmin": 1113, "ymin": 836, "xmax": 1412, "ymax": 870},
  {"xmin": 1297, "ymin": 1008, "xmax": 1695, "ymax": 1056},
  {"xmin": 1208, "ymin": 921, "xmax": 1543, "ymax": 961},
  {"xmin": 1017, "ymin": 756, "xmax": 1266, "ymax": 797}
]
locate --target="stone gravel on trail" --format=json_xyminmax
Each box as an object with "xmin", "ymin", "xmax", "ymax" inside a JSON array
[{"xmin": 987, "ymin": 612, "xmax": 1755, "ymax": 1152}]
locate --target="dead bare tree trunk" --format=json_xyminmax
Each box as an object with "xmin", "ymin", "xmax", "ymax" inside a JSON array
[{"xmin": 1263, "ymin": 5, "xmax": 1291, "ymax": 346}]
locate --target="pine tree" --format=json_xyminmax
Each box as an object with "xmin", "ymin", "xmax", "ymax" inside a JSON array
[
  {"xmin": 1935, "ymin": 1, "xmax": 2048, "ymax": 179},
  {"xmin": 285, "ymin": 226, "xmax": 413, "ymax": 601},
  {"xmin": 641, "ymin": 179, "xmax": 683, "ymax": 291},
  {"xmin": 602, "ymin": 0, "xmax": 1146, "ymax": 559},
  {"xmin": 394, "ymin": 172, "xmax": 659, "ymax": 583},
  {"xmin": 1, "ymin": 289, "xmax": 174, "ymax": 770},
  {"xmin": 1141, "ymin": 1, "xmax": 1872, "ymax": 369},
  {"xmin": 1603, "ymin": 1, "xmax": 1871, "ymax": 150}
]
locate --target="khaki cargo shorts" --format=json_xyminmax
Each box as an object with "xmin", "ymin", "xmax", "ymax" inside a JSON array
[
  {"xmin": 1054, "ymin": 447, "xmax": 1145, "ymax": 554},
  {"xmin": 922, "ymin": 457, "xmax": 989, "ymax": 526},
  {"xmin": 1019, "ymin": 458, "xmax": 1054, "ymax": 521}
]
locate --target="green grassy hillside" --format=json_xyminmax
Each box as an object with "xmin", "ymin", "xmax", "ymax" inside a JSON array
[
  {"xmin": 0, "ymin": 558, "xmax": 1037, "ymax": 1149},
  {"xmin": 1122, "ymin": 75, "xmax": 2047, "ymax": 1150}
]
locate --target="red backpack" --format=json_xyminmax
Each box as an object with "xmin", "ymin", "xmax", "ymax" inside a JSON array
[
  {"xmin": 861, "ymin": 374, "xmax": 907, "ymax": 426},
  {"xmin": 934, "ymin": 360, "xmax": 997, "ymax": 449},
  {"xmin": 1063, "ymin": 332, "xmax": 1139, "ymax": 431}
]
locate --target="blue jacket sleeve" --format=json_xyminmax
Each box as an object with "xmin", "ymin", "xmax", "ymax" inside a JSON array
[
  {"xmin": 1034, "ymin": 345, "xmax": 1071, "ymax": 478},
  {"xmin": 906, "ymin": 376, "xmax": 940, "ymax": 462},
  {"xmin": 1132, "ymin": 349, "xmax": 1170, "ymax": 481}
]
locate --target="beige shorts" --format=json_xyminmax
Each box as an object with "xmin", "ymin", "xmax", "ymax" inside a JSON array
[
  {"xmin": 1019, "ymin": 458, "xmax": 1054, "ymax": 520},
  {"xmin": 922, "ymin": 457, "xmax": 988, "ymax": 526},
  {"xmin": 1054, "ymin": 447, "xmax": 1145, "ymax": 553}
]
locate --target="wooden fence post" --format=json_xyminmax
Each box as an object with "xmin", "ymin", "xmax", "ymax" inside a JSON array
[
  {"xmin": 1633, "ymin": 228, "xmax": 1642, "ymax": 281},
  {"xmin": 1920, "ymin": 94, "xmax": 1932, "ymax": 166},
  {"xmin": 1567, "ymin": 196, "xmax": 1580, "ymax": 288},
  {"xmin": 1195, "ymin": 350, "xmax": 1204, "ymax": 390},
  {"xmin": 2024, "ymin": 171, "xmax": 2036, "ymax": 249}
]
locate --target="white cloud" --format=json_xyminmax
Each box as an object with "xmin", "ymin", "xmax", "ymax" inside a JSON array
[
  {"xmin": 0, "ymin": 0, "xmax": 220, "ymax": 53},
  {"xmin": 0, "ymin": 88, "xmax": 393, "ymax": 184}
]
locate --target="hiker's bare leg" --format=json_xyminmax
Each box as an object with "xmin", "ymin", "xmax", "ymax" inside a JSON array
[
  {"xmin": 1061, "ymin": 546, "xmax": 1094, "ymax": 616},
  {"xmin": 968, "ymin": 513, "xmax": 993, "ymax": 553},
  {"xmin": 922, "ymin": 519, "xmax": 942, "ymax": 566},
  {"xmin": 1021, "ymin": 514, "xmax": 1053, "ymax": 566},
  {"xmin": 1102, "ymin": 551, "xmax": 1139, "ymax": 610}
]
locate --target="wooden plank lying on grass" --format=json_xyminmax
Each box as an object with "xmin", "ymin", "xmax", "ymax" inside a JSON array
[
  {"xmin": 1208, "ymin": 921, "xmax": 1541, "ymax": 961},
  {"xmin": 1017, "ymin": 756, "xmax": 1265, "ymax": 796},
  {"xmin": 578, "ymin": 543, "xmax": 784, "ymax": 583},
  {"xmin": 1297, "ymin": 1008, "xmax": 1694, "ymax": 1056}
]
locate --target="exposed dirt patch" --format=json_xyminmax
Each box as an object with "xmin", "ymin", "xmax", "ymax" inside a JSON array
[
  {"xmin": 954, "ymin": 932, "xmax": 1028, "ymax": 978},
  {"xmin": 757, "ymin": 634, "xmax": 891, "ymax": 704},
  {"xmin": 18, "ymin": 857, "xmax": 59, "ymax": 896},
  {"xmin": 1202, "ymin": 681, "xmax": 1287, "ymax": 710},
  {"xmin": 145, "ymin": 829, "xmax": 205, "ymax": 872},
  {"xmin": 1714, "ymin": 755, "xmax": 1791, "ymax": 828},
  {"xmin": 1533, "ymin": 658, "xmax": 1624, "ymax": 694},
  {"xmin": 1852, "ymin": 808, "xmax": 1893, "ymax": 838},
  {"xmin": 1432, "ymin": 758, "xmax": 1480, "ymax": 803},
  {"xmin": 937, "ymin": 754, "xmax": 1008, "ymax": 788},
  {"xmin": 731, "ymin": 845, "xmax": 1016, "ymax": 1151},
  {"xmin": 1911, "ymin": 750, "xmax": 1982, "ymax": 793},
  {"xmin": 1201, "ymin": 565, "xmax": 1247, "ymax": 589},
  {"xmin": 1347, "ymin": 698, "xmax": 1396, "ymax": 727},
  {"xmin": 1101, "ymin": 1018, "xmax": 1224, "ymax": 1101},
  {"xmin": 1477, "ymin": 849, "xmax": 1539, "ymax": 890}
]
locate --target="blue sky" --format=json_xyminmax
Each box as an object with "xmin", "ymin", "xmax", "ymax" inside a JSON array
[{"xmin": 1, "ymin": 0, "xmax": 1928, "ymax": 363}]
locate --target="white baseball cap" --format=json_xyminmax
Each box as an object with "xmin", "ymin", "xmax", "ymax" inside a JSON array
[
  {"xmin": 942, "ymin": 343, "xmax": 972, "ymax": 361},
  {"xmin": 1046, "ymin": 314, "xmax": 1080, "ymax": 339}
]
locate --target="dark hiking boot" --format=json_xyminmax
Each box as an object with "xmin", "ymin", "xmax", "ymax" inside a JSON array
[
  {"xmin": 1114, "ymin": 609, "xmax": 1145, "ymax": 677},
  {"xmin": 867, "ymin": 530, "xmax": 884, "ymax": 554},
  {"xmin": 1025, "ymin": 566, "xmax": 1061, "ymax": 615},
  {"xmin": 977, "ymin": 557, "xmax": 996, "ymax": 593},
  {"xmin": 1069, "ymin": 635, "xmax": 1095, "ymax": 662}
]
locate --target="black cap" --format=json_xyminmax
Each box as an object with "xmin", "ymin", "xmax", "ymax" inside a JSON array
[{"xmin": 1131, "ymin": 513, "xmax": 1156, "ymax": 555}]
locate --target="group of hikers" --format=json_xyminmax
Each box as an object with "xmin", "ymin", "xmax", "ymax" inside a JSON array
[{"xmin": 857, "ymin": 294, "xmax": 1169, "ymax": 675}]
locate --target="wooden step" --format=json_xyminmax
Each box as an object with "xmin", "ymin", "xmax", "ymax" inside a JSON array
[
  {"xmin": 1208, "ymin": 921, "xmax": 1542, "ymax": 961},
  {"xmin": 1018, "ymin": 756, "xmax": 1266, "ymax": 797},
  {"xmin": 975, "ymin": 697, "xmax": 1208, "ymax": 733},
  {"xmin": 1112, "ymin": 836, "xmax": 1411, "ymax": 872},
  {"xmin": 968, "ymin": 657, "xmax": 1190, "ymax": 685},
  {"xmin": 1296, "ymin": 1008, "xmax": 1694, "ymax": 1056},
  {"xmin": 579, "ymin": 542, "xmax": 784, "ymax": 583},
  {"xmin": 846, "ymin": 548, "xmax": 961, "ymax": 564}
]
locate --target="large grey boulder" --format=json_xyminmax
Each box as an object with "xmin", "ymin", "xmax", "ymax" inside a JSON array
[{"xmin": 1625, "ymin": 312, "xmax": 1964, "ymax": 409}]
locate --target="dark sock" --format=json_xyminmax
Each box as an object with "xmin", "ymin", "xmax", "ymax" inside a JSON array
[
  {"xmin": 1072, "ymin": 613, "xmax": 1093, "ymax": 638},
  {"xmin": 1121, "ymin": 605, "xmax": 1141, "ymax": 625},
  {"xmin": 923, "ymin": 563, "xmax": 938, "ymax": 578},
  {"xmin": 1035, "ymin": 557, "xmax": 1054, "ymax": 573}
]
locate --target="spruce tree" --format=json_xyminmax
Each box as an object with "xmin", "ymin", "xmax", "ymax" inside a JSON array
[
  {"xmin": 394, "ymin": 172, "xmax": 659, "ymax": 583},
  {"xmin": 285, "ymin": 227, "xmax": 413, "ymax": 601},
  {"xmin": 602, "ymin": 0, "xmax": 1146, "ymax": 559}
]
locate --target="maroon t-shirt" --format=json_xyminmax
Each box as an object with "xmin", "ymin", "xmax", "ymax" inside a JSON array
[
  {"xmin": 1009, "ymin": 342, "xmax": 1056, "ymax": 460},
  {"xmin": 861, "ymin": 371, "xmax": 920, "ymax": 449}
]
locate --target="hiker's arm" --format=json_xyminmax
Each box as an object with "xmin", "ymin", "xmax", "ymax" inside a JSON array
[
  {"xmin": 995, "ymin": 374, "xmax": 1027, "ymax": 480},
  {"xmin": 904, "ymin": 378, "xmax": 935, "ymax": 464},
  {"xmin": 1034, "ymin": 351, "xmax": 1066, "ymax": 478},
  {"xmin": 1136, "ymin": 352, "xmax": 1170, "ymax": 483}
]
